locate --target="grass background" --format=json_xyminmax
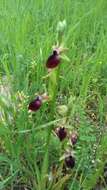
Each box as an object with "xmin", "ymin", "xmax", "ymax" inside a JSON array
[{"xmin": 0, "ymin": 0, "xmax": 107, "ymax": 189}]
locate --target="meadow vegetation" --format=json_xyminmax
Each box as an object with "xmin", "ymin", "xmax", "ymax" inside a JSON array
[{"xmin": 0, "ymin": 0, "xmax": 107, "ymax": 189}]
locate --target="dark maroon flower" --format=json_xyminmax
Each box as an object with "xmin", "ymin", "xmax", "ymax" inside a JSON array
[
  {"xmin": 55, "ymin": 127, "xmax": 67, "ymax": 141},
  {"xmin": 65, "ymin": 155, "xmax": 75, "ymax": 169},
  {"xmin": 46, "ymin": 50, "xmax": 60, "ymax": 69},
  {"xmin": 28, "ymin": 96, "xmax": 42, "ymax": 112},
  {"xmin": 70, "ymin": 132, "xmax": 78, "ymax": 145}
]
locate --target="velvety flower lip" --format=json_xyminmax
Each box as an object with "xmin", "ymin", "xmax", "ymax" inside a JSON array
[
  {"xmin": 55, "ymin": 127, "xmax": 67, "ymax": 141},
  {"xmin": 46, "ymin": 50, "xmax": 60, "ymax": 69},
  {"xmin": 65, "ymin": 155, "xmax": 75, "ymax": 169},
  {"xmin": 28, "ymin": 96, "xmax": 42, "ymax": 112}
]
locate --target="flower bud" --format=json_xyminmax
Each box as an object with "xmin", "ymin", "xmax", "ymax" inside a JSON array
[
  {"xmin": 57, "ymin": 105, "xmax": 68, "ymax": 116},
  {"xmin": 57, "ymin": 20, "xmax": 67, "ymax": 34}
]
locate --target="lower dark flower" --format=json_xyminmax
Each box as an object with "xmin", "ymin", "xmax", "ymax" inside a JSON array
[
  {"xmin": 65, "ymin": 155, "xmax": 75, "ymax": 169},
  {"xmin": 28, "ymin": 96, "xmax": 42, "ymax": 111},
  {"xmin": 55, "ymin": 127, "xmax": 67, "ymax": 141}
]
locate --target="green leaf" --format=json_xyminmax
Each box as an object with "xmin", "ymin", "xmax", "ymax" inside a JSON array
[{"xmin": 52, "ymin": 174, "xmax": 71, "ymax": 190}]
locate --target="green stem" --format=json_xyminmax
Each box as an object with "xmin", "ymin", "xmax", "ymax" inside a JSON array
[{"xmin": 48, "ymin": 66, "xmax": 60, "ymax": 115}]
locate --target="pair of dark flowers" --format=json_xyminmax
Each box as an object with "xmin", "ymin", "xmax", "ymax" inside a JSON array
[
  {"xmin": 28, "ymin": 47, "xmax": 77, "ymax": 169},
  {"xmin": 55, "ymin": 127, "xmax": 78, "ymax": 169}
]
